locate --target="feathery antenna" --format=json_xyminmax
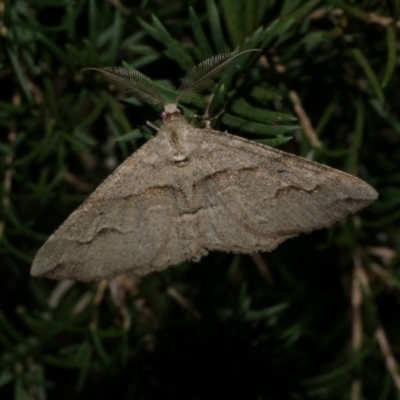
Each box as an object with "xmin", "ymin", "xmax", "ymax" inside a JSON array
[
  {"xmin": 83, "ymin": 67, "xmax": 165, "ymax": 106},
  {"xmin": 175, "ymin": 49, "xmax": 260, "ymax": 103},
  {"xmin": 84, "ymin": 49, "xmax": 260, "ymax": 109}
]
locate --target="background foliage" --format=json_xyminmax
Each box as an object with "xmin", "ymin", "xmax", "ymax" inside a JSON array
[{"xmin": 1, "ymin": 0, "xmax": 399, "ymax": 399}]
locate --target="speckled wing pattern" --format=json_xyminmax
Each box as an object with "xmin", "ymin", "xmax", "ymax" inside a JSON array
[{"xmin": 31, "ymin": 117, "xmax": 377, "ymax": 281}]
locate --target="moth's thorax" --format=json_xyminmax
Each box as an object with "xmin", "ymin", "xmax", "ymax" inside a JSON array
[{"xmin": 158, "ymin": 114, "xmax": 197, "ymax": 167}]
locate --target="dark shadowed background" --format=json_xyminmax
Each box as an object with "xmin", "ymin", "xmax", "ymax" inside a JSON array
[{"xmin": 1, "ymin": 0, "xmax": 399, "ymax": 399}]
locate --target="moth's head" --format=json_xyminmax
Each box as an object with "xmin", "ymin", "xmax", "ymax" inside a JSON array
[{"xmin": 160, "ymin": 103, "xmax": 184, "ymax": 121}]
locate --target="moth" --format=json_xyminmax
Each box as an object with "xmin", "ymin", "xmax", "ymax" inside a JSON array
[{"xmin": 31, "ymin": 50, "xmax": 378, "ymax": 281}]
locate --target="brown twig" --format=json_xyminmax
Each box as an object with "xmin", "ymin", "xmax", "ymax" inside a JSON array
[
  {"xmin": 351, "ymin": 379, "xmax": 361, "ymax": 400},
  {"xmin": 352, "ymin": 251, "xmax": 363, "ymax": 352},
  {"xmin": 351, "ymin": 250, "xmax": 363, "ymax": 400},
  {"xmin": 107, "ymin": 0, "xmax": 129, "ymax": 14},
  {"xmin": 370, "ymin": 262, "xmax": 391, "ymax": 283},
  {"xmin": 289, "ymin": 90, "xmax": 322, "ymax": 148},
  {"xmin": 108, "ymin": 274, "xmax": 140, "ymax": 329},
  {"xmin": 70, "ymin": 292, "xmax": 93, "ymax": 318},
  {"xmin": 48, "ymin": 280, "xmax": 75, "ymax": 308},
  {"xmin": 0, "ymin": 1, "xmax": 7, "ymax": 37},
  {"xmin": 310, "ymin": 7, "xmax": 345, "ymax": 20},
  {"xmin": 368, "ymin": 12, "xmax": 399, "ymax": 27},
  {"xmin": 64, "ymin": 171, "xmax": 94, "ymax": 192},
  {"xmin": 251, "ymin": 253, "xmax": 275, "ymax": 285},
  {"xmin": 94, "ymin": 279, "xmax": 109, "ymax": 305},
  {"xmin": 0, "ymin": 127, "xmax": 17, "ymax": 239},
  {"xmin": 367, "ymin": 246, "xmax": 396, "ymax": 264},
  {"xmin": 94, "ymin": 276, "xmax": 138, "ymax": 328},
  {"xmin": 375, "ymin": 326, "xmax": 400, "ymax": 392},
  {"xmin": 353, "ymin": 248, "xmax": 400, "ymax": 396},
  {"xmin": 166, "ymin": 286, "xmax": 202, "ymax": 320},
  {"xmin": 310, "ymin": 6, "xmax": 399, "ymax": 27}
]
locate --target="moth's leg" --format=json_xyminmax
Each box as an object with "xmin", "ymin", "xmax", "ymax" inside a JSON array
[
  {"xmin": 197, "ymin": 109, "xmax": 225, "ymax": 128},
  {"xmin": 190, "ymin": 114, "xmax": 201, "ymax": 124},
  {"xmin": 146, "ymin": 121, "xmax": 159, "ymax": 131},
  {"xmin": 202, "ymin": 93, "xmax": 213, "ymax": 120}
]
